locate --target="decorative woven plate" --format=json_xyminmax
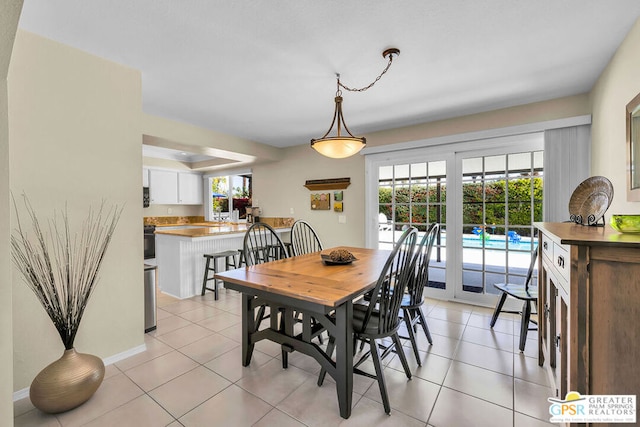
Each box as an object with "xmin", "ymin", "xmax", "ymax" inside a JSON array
[
  {"xmin": 320, "ymin": 254, "xmax": 357, "ymax": 265},
  {"xmin": 568, "ymin": 176, "xmax": 614, "ymax": 225}
]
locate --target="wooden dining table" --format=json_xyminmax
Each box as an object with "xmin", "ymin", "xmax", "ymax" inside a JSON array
[{"xmin": 214, "ymin": 246, "xmax": 391, "ymax": 419}]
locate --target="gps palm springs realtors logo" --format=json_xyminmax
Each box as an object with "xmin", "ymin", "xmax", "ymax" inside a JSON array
[{"xmin": 548, "ymin": 392, "xmax": 636, "ymax": 423}]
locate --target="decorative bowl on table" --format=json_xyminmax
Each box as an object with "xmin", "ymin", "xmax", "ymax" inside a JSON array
[
  {"xmin": 321, "ymin": 249, "xmax": 357, "ymax": 265},
  {"xmin": 610, "ymin": 214, "xmax": 640, "ymax": 233}
]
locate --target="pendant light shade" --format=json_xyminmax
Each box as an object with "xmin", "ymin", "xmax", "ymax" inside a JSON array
[
  {"xmin": 310, "ymin": 137, "xmax": 366, "ymax": 159},
  {"xmin": 310, "ymin": 48, "xmax": 399, "ymax": 159},
  {"xmin": 310, "ymin": 95, "xmax": 366, "ymax": 159}
]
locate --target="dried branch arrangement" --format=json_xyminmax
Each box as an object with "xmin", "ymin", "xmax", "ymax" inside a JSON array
[{"xmin": 11, "ymin": 195, "xmax": 122, "ymax": 350}]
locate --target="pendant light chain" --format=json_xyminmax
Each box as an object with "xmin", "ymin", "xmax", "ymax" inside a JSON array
[
  {"xmin": 337, "ymin": 49, "xmax": 398, "ymax": 93},
  {"xmin": 310, "ymin": 47, "xmax": 399, "ymax": 159}
]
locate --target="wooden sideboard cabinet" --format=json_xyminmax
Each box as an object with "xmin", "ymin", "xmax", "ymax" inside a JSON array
[{"xmin": 535, "ymin": 222, "xmax": 640, "ymax": 408}]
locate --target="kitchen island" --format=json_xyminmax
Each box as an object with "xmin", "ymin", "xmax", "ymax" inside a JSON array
[{"xmin": 155, "ymin": 220, "xmax": 292, "ymax": 299}]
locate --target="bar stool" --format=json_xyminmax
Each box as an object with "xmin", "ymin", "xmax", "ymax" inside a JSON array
[{"xmin": 201, "ymin": 250, "xmax": 240, "ymax": 300}]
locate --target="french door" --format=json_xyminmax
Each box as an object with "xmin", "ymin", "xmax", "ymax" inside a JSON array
[
  {"xmin": 457, "ymin": 149, "xmax": 542, "ymax": 304},
  {"xmin": 366, "ymin": 133, "xmax": 543, "ymax": 304},
  {"xmin": 377, "ymin": 158, "xmax": 449, "ymax": 299}
]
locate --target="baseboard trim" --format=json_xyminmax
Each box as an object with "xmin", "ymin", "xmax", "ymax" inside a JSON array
[
  {"xmin": 13, "ymin": 343, "xmax": 147, "ymax": 402},
  {"xmin": 102, "ymin": 344, "xmax": 147, "ymax": 366}
]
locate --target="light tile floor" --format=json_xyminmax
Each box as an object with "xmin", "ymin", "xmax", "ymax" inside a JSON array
[{"xmin": 14, "ymin": 288, "xmax": 556, "ymax": 427}]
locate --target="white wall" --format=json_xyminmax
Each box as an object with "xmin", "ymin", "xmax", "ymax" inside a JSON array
[
  {"xmin": 1, "ymin": 1, "xmax": 23, "ymax": 422},
  {"xmin": 252, "ymin": 145, "xmax": 365, "ymax": 248},
  {"xmin": 590, "ymin": 17, "xmax": 640, "ymax": 215},
  {"xmin": 367, "ymin": 94, "xmax": 590, "ymax": 147},
  {"xmin": 143, "ymin": 114, "xmax": 283, "ymax": 166},
  {"xmin": 9, "ymin": 30, "xmax": 143, "ymax": 391},
  {"xmin": 144, "ymin": 204, "xmax": 203, "ymax": 218}
]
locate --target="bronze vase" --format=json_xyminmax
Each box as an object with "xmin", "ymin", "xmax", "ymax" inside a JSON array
[{"xmin": 30, "ymin": 348, "xmax": 105, "ymax": 414}]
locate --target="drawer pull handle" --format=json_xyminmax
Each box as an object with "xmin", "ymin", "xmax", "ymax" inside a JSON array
[
  {"xmin": 543, "ymin": 241, "xmax": 548, "ymax": 250},
  {"xmin": 557, "ymin": 255, "xmax": 564, "ymax": 269},
  {"xmin": 544, "ymin": 303, "xmax": 550, "ymax": 319}
]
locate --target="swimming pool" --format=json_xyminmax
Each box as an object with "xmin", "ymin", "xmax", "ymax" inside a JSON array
[
  {"xmin": 426, "ymin": 234, "xmax": 536, "ymax": 250},
  {"xmin": 461, "ymin": 235, "xmax": 536, "ymax": 249},
  {"xmin": 378, "ymin": 231, "xmax": 537, "ymax": 251}
]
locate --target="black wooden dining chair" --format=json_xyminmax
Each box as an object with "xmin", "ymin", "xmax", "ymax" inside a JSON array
[
  {"xmin": 242, "ymin": 222, "xmax": 290, "ymax": 364},
  {"xmin": 289, "ymin": 220, "xmax": 325, "ymax": 344},
  {"xmin": 490, "ymin": 247, "xmax": 538, "ymax": 352},
  {"xmin": 399, "ymin": 222, "xmax": 439, "ymax": 366},
  {"xmin": 243, "ymin": 222, "xmax": 289, "ymax": 266},
  {"xmin": 290, "ymin": 220, "xmax": 323, "ymax": 256},
  {"xmin": 318, "ymin": 227, "xmax": 418, "ymax": 414}
]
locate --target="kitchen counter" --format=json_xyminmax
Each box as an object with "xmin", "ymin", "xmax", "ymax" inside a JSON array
[
  {"xmin": 153, "ymin": 218, "xmax": 294, "ymax": 237},
  {"xmin": 154, "ymin": 219, "xmax": 293, "ymax": 299},
  {"xmin": 155, "ymin": 222, "xmax": 287, "ymax": 237},
  {"xmin": 155, "ymin": 223, "xmax": 246, "ymax": 237},
  {"xmin": 154, "ymin": 221, "xmax": 226, "ymax": 228}
]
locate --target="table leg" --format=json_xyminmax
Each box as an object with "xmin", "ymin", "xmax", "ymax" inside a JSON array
[
  {"xmin": 334, "ymin": 300, "xmax": 353, "ymax": 419},
  {"xmin": 241, "ymin": 293, "xmax": 255, "ymax": 366},
  {"xmin": 281, "ymin": 307, "xmax": 295, "ymax": 369}
]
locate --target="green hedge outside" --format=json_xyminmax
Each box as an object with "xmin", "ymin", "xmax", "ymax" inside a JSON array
[{"xmin": 379, "ymin": 177, "xmax": 542, "ymax": 236}]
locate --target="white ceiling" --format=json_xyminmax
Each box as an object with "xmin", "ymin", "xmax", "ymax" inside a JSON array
[{"xmin": 17, "ymin": 1, "xmax": 640, "ymax": 150}]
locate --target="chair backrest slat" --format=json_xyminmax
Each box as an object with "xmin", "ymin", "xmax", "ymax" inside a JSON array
[
  {"xmin": 243, "ymin": 222, "xmax": 289, "ymax": 266},
  {"xmin": 407, "ymin": 223, "xmax": 440, "ymax": 306},
  {"xmin": 359, "ymin": 227, "xmax": 418, "ymax": 335},
  {"xmin": 290, "ymin": 220, "xmax": 323, "ymax": 256},
  {"xmin": 524, "ymin": 247, "xmax": 538, "ymax": 291}
]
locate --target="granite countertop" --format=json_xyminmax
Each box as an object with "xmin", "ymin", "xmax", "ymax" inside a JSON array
[
  {"xmin": 144, "ymin": 216, "xmax": 205, "ymax": 226},
  {"xmin": 154, "ymin": 221, "xmax": 292, "ymax": 237},
  {"xmin": 150, "ymin": 216, "xmax": 294, "ymax": 237},
  {"xmin": 154, "ymin": 221, "xmax": 230, "ymax": 228},
  {"xmin": 155, "ymin": 223, "xmax": 250, "ymax": 237}
]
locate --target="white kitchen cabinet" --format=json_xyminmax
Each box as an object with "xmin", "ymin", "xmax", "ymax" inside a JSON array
[
  {"xmin": 149, "ymin": 170, "xmax": 178, "ymax": 204},
  {"xmin": 147, "ymin": 169, "xmax": 203, "ymax": 205},
  {"xmin": 178, "ymin": 173, "xmax": 203, "ymax": 204}
]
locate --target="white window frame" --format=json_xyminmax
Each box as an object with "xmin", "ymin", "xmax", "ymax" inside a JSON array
[
  {"xmin": 203, "ymin": 168, "xmax": 252, "ymax": 221},
  {"xmin": 365, "ymin": 132, "xmax": 544, "ymax": 303}
]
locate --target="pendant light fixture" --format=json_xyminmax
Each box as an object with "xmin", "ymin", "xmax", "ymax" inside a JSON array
[{"xmin": 310, "ymin": 48, "xmax": 400, "ymax": 159}]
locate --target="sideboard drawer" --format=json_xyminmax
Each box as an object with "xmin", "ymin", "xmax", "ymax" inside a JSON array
[
  {"xmin": 553, "ymin": 243, "xmax": 570, "ymax": 285},
  {"xmin": 541, "ymin": 234, "xmax": 553, "ymax": 264}
]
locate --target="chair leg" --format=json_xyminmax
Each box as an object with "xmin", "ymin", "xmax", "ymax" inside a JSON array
[
  {"xmin": 416, "ymin": 307, "xmax": 433, "ymax": 344},
  {"xmin": 201, "ymin": 257, "xmax": 211, "ymax": 296},
  {"xmin": 392, "ymin": 333, "xmax": 412, "ymax": 379},
  {"xmin": 403, "ymin": 308, "xmax": 421, "ymax": 367},
  {"xmin": 519, "ymin": 300, "xmax": 532, "ymax": 352},
  {"xmin": 281, "ymin": 307, "xmax": 292, "ymax": 369},
  {"xmin": 222, "ymin": 256, "xmax": 234, "ymax": 295},
  {"xmin": 213, "ymin": 258, "xmax": 219, "ymax": 300},
  {"xmin": 490, "ymin": 292, "xmax": 508, "ymax": 327},
  {"xmin": 369, "ymin": 339, "xmax": 391, "ymax": 414},
  {"xmin": 317, "ymin": 335, "xmax": 336, "ymax": 386}
]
